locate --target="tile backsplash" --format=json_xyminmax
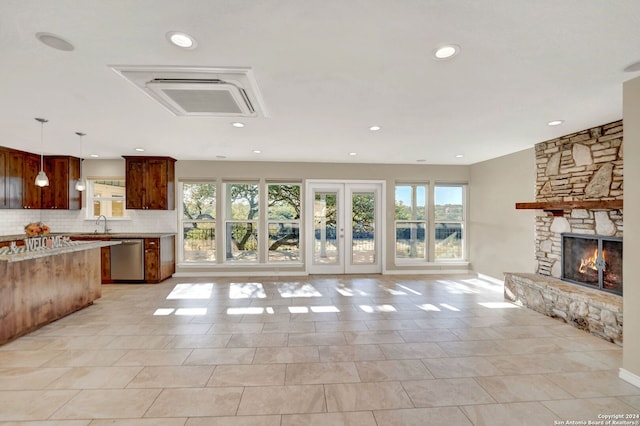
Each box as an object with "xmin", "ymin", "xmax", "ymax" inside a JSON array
[{"xmin": 0, "ymin": 209, "xmax": 177, "ymax": 236}]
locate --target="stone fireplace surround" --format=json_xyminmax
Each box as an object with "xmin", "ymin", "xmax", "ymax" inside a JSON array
[{"xmin": 506, "ymin": 120, "xmax": 623, "ymax": 345}]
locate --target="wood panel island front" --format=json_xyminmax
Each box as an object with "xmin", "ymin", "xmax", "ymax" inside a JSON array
[{"xmin": 0, "ymin": 240, "xmax": 116, "ymax": 345}]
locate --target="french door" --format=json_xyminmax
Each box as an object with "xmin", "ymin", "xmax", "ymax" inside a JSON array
[{"xmin": 306, "ymin": 181, "xmax": 383, "ymax": 274}]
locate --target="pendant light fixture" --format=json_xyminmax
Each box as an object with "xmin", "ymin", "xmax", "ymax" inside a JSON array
[
  {"xmin": 74, "ymin": 132, "xmax": 86, "ymax": 191},
  {"xmin": 34, "ymin": 117, "xmax": 49, "ymax": 187}
]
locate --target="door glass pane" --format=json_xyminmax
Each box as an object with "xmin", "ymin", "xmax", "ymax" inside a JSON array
[
  {"xmin": 314, "ymin": 192, "xmax": 338, "ymax": 265},
  {"xmin": 351, "ymin": 192, "xmax": 375, "ymax": 265}
]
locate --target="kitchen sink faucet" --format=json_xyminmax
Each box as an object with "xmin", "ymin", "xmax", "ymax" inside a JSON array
[{"xmin": 96, "ymin": 215, "xmax": 111, "ymax": 234}]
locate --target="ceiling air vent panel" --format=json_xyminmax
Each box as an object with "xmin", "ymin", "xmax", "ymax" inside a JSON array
[{"xmin": 110, "ymin": 66, "xmax": 267, "ymax": 117}]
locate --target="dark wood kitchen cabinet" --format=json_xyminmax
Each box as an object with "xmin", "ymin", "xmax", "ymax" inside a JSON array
[
  {"xmin": 41, "ymin": 156, "xmax": 81, "ymax": 210},
  {"xmin": 21, "ymin": 152, "xmax": 42, "ymax": 209},
  {"xmin": 0, "ymin": 146, "xmax": 81, "ymax": 210},
  {"xmin": 123, "ymin": 156, "xmax": 176, "ymax": 210},
  {"xmin": 144, "ymin": 236, "xmax": 175, "ymax": 283},
  {"xmin": 0, "ymin": 147, "xmax": 24, "ymax": 209},
  {"xmin": 0, "ymin": 148, "xmax": 42, "ymax": 209}
]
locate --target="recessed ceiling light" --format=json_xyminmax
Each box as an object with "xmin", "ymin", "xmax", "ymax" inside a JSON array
[
  {"xmin": 455, "ymin": 154, "xmax": 464, "ymax": 158},
  {"xmin": 89, "ymin": 154, "xmax": 99, "ymax": 158},
  {"xmin": 135, "ymin": 148, "xmax": 145, "ymax": 152},
  {"xmin": 166, "ymin": 31, "xmax": 197, "ymax": 49},
  {"xmin": 433, "ymin": 44, "xmax": 460, "ymax": 60},
  {"xmin": 232, "ymin": 122, "xmax": 245, "ymax": 128},
  {"xmin": 547, "ymin": 120, "xmax": 564, "ymax": 126},
  {"xmin": 253, "ymin": 150, "xmax": 261, "ymax": 154},
  {"xmin": 349, "ymin": 152, "xmax": 357, "ymax": 156},
  {"xmin": 369, "ymin": 125, "xmax": 381, "ymax": 131},
  {"xmin": 35, "ymin": 32, "xmax": 74, "ymax": 51}
]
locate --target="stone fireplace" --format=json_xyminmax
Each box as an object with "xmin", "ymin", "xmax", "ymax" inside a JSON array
[{"xmin": 506, "ymin": 120, "xmax": 624, "ymax": 344}]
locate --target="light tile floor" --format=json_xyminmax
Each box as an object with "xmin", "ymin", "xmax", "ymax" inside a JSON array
[{"xmin": 1, "ymin": 274, "xmax": 639, "ymax": 425}]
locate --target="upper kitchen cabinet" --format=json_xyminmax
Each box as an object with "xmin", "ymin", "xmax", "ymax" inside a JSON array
[
  {"xmin": 0, "ymin": 147, "xmax": 24, "ymax": 209},
  {"xmin": 41, "ymin": 155, "xmax": 81, "ymax": 210},
  {"xmin": 123, "ymin": 156, "xmax": 176, "ymax": 210},
  {"xmin": 22, "ymin": 152, "xmax": 42, "ymax": 209}
]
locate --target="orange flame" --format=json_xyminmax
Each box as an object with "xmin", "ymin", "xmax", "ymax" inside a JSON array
[{"xmin": 578, "ymin": 248, "xmax": 606, "ymax": 274}]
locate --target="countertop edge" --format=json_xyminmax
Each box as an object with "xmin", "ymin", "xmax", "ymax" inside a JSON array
[
  {"xmin": 0, "ymin": 233, "xmax": 177, "ymax": 242},
  {"xmin": 0, "ymin": 241, "xmax": 119, "ymax": 263}
]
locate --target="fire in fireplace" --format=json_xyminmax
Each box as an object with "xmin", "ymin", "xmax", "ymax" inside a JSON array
[{"xmin": 561, "ymin": 233, "xmax": 623, "ymax": 296}]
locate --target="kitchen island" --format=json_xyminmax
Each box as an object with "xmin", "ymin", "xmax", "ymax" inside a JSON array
[{"xmin": 0, "ymin": 240, "xmax": 117, "ymax": 345}]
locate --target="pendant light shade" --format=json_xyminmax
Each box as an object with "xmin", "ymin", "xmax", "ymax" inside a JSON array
[
  {"xmin": 74, "ymin": 132, "xmax": 86, "ymax": 191},
  {"xmin": 34, "ymin": 118, "xmax": 49, "ymax": 187},
  {"xmin": 35, "ymin": 170, "xmax": 49, "ymax": 187}
]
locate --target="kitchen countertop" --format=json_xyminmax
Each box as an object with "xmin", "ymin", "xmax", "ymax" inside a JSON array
[
  {"xmin": 0, "ymin": 240, "xmax": 119, "ymax": 263},
  {"xmin": 0, "ymin": 233, "xmax": 176, "ymax": 242}
]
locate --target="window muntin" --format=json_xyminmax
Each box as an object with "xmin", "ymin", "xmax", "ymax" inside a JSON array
[
  {"xmin": 267, "ymin": 183, "xmax": 301, "ymax": 262},
  {"xmin": 88, "ymin": 179, "xmax": 127, "ymax": 218},
  {"xmin": 181, "ymin": 183, "xmax": 216, "ymax": 262},
  {"xmin": 434, "ymin": 185, "xmax": 465, "ymax": 260},
  {"xmin": 395, "ymin": 184, "xmax": 427, "ymax": 260}
]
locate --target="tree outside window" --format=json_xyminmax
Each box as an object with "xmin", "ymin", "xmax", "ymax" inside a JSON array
[
  {"xmin": 225, "ymin": 183, "xmax": 259, "ymax": 262},
  {"xmin": 181, "ymin": 182, "xmax": 215, "ymax": 262},
  {"xmin": 268, "ymin": 183, "xmax": 301, "ymax": 262}
]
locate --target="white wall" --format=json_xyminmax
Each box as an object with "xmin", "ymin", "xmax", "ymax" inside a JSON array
[
  {"xmin": 622, "ymin": 76, "xmax": 640, "ymax": 385},
  {"xmin": 468, "ymin": 148, "xmax": 536, "ymax": 281}
]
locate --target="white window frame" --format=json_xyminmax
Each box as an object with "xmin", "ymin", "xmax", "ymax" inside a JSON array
[
  {"xmin": 266, "ymin": 181, "xmax": 302, "ymax": 264},
  {"xmin": 223, "ymin": 181, "xmax": 260, "ymax": 264},
  {"xmin": 179, "ymin": 181, "xmax": 217, "ymax": 264},
  {"xmin": 85, "ymin": 177, "xmax": 129, "ymax": 220},
  {"xmin": 394, "ymin": 183, "xmax": 428, "ymax": 263},
  {"xmin": 433, "ymin": 183, "xmax": 467, "ymax": 262}
]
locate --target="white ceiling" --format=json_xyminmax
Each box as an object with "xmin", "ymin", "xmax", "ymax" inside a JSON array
[{"xmin": 1, "ymin": 0, "xmax": 639, "ymax": 165}]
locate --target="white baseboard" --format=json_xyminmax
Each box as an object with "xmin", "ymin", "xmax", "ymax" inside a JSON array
[
  {"xmin": 382, "ymin": 269, "xmax": 472, "ymax": 276},
  {"xmin": 173, "ymin": 271, "xmax": 307, "ymax": 278},
  {"xmin": 619, "ymin": 368, "xmax": 640, "ymax": 389}
]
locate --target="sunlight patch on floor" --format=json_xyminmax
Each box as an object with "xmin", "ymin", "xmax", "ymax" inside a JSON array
[
  {"xmin": 359, "ymin": 304, "xmax": 397, "ymax": 313},
  {"xmin": 229, "ymin": 282, "xmax": 266, "ymax": 299},
  {"xmin": 478, "ymin": 302, "xmax": 520, "ymax": 309},
  {"xmin": 276, "ymin": 282, "xmax": 323, "ymax": 298},
  {"xmin": 416, "ymin": 304, "xmax": 441, "ymax": 312},
  {"xmin": 166, "ymin": 283, "xmax": 214, "ymax": 300}
]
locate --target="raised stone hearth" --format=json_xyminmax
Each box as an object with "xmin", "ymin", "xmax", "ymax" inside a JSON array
[{"xmin": 505, "ymin": 272, "xmax": 622, "ymax": 345}]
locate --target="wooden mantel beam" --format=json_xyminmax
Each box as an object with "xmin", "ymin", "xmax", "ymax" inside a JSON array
[{"xmin": 515, "ymin": 200, "xmax": 623, "ymax": 216}]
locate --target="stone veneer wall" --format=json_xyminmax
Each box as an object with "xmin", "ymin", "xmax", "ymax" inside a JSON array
[{"xmin": 534, "ymin": 120, "xmax": 623, "ymax": 277}]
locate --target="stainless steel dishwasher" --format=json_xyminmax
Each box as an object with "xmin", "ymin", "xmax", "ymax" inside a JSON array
[{"xmin": 110, "ymin": 239, "xmax": 145, "ymax": 281}]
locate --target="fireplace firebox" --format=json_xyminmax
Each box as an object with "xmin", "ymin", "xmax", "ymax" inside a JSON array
[{"xmin": 561, "ymin": 233, "xmax": 623, "ymax": 296}]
